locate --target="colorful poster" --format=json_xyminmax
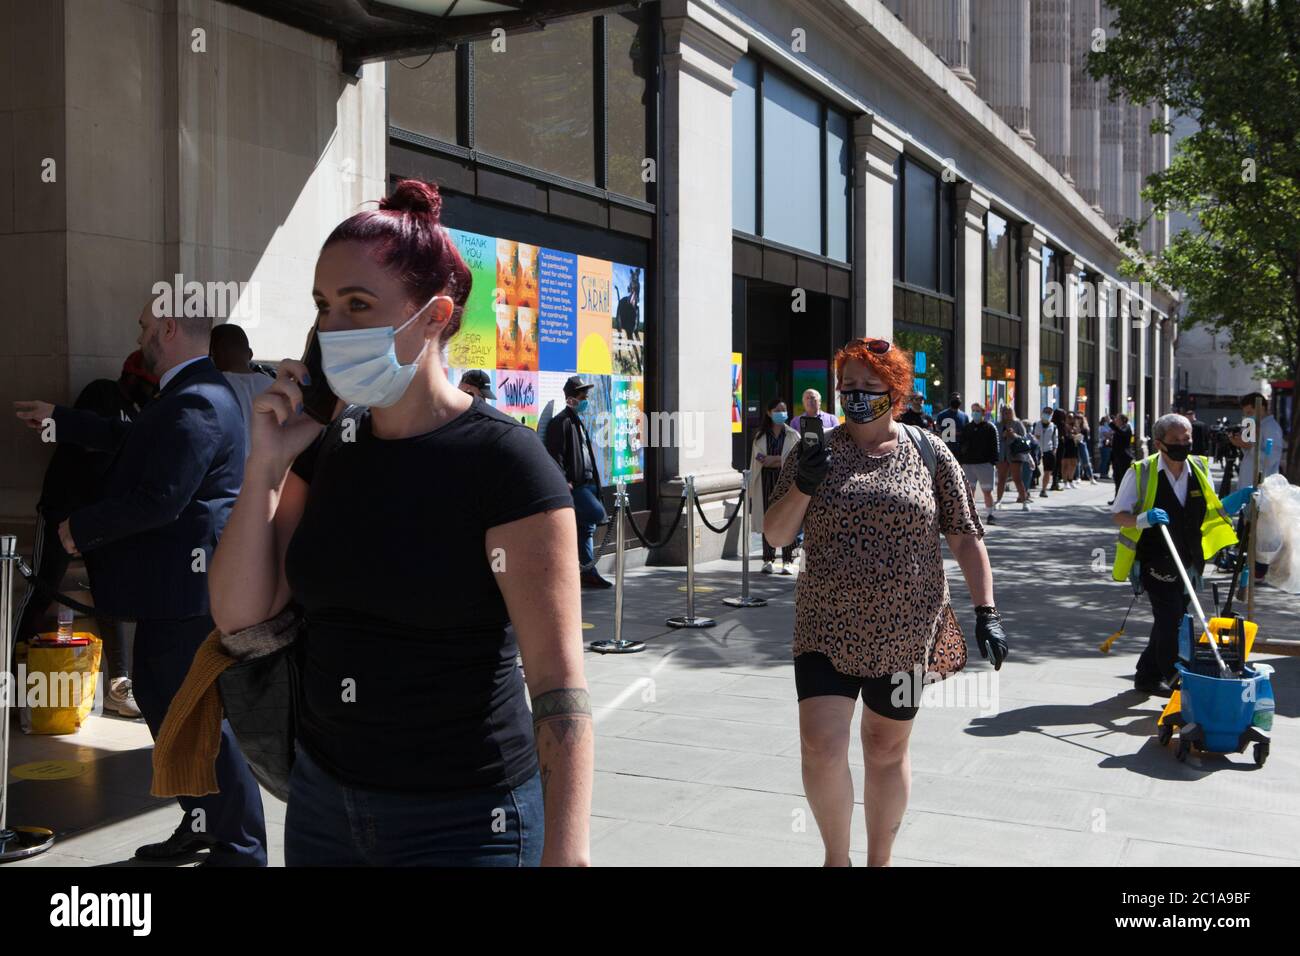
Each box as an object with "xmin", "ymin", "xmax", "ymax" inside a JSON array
[
  {"xmin": 611, "ymin": 263, "xmax": 644, "ymax": 376},
  {"xmin": 535, "ymin": 370, "xmax": 572, "ymax": 441},
  {"xmin": 579, "ymin": 374, "xmax": 614, "ymax": 481},
  {"xmin": 538, "ymin": 248, "xmax": 577, "ymax": 372},
  {"xmin": 731, "ymin": 352, "xmax": 743, "ymax": 434},
  {"xmin": 577, "ymin": 256, "xmax": 613, "ymax": 375},
  {"xmin": 445, "ymin": 229, "xmax": 496, "ymax": 369},
  {"xmin": 495, "ymin": 240, "xmax": 539, "ymax": 370},
  {"xmin": 792, "ymin": 360, "xmax": 827, "ymax": 417},
  {"xmin": 497, "ymin": 369, "xmax": 539, "ymax": 429},
  {"xmin": 612, "ymin": 375, "xmax": 645, "ymax": 483}
]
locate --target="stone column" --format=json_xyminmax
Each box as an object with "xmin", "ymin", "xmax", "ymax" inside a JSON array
[
  {"xmin": 1149, "ymin": 313, "xmax": 1162, "ymax": 418},
  {"xmin": 1134, "ymin": 296, "xmax": 1147, "ymax": 444},
  {"xmin": 1021, "ymin": 224, "xmax": 1044, "ymax": 419},
  {"xmin": 1070, "ymin": 0, "xmax": 1103, "ymax": 211},
  {"xmin": 1140, "ymin": 103, "xmax": 1155, "ymax": 253},
  {"xmin": 1116, "ymin": 285, "xmax": 1131, "ymax": 423},
  {"xmin": 1123, "ymin": 100, "xmax": 1144, "ymax": 229},
  {"xmin": 853, "ymin": 116, "xmax": 904, "ymax": 341},
  {"xmin": 898, "ymin": 0, "xmax": 977, "ymax": 91},
  {"xmin": 1153, "ymin": 104, "xmax": 1170, "ymax": 254},
  {"xmin": 1098, "ymin": 3, "xmax": 1126, "ymax": 228},
  {"xmin": 1030, "ymin": 0, "xmax": 1071, "ymax": 182},
  {"xmin": 971, "ymin": 0, "xmax": 1035, "ymax": 146},
  {"xmin": 1061, "ymin": 252, "xmax": 1079, "ymax": 411},
  {"xmin": 954, "ymin": 183, "xmax": 990, "ymax": 410},
  {"xmin": 655, "ymin": 0, "xmax": 746, "ymax": 564}
]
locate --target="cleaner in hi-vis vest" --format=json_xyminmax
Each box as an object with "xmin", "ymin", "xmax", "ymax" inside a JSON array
[{"xmin": 1110, "ymin": 413, "xmax": 1252, "ymax": 694}]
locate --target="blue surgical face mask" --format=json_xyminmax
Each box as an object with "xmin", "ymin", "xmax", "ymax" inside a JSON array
[
  {"xmin": 577, "ymin": 399, "xmax": 590, "ymax": 413},
  {"xmin": 771, "ymin": 411, "xmax": 788, "ymax": 425},
  {"xmin": 317, "ymin": 294, "xmax": 449, "ymax": 408},
  {"xmin": 972, "ymin": 411, "xmax": 985, "ymax": 423}
]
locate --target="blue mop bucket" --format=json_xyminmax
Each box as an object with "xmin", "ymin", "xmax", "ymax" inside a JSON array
[{"xmin": 1174, "ymin": 664, "xmax": 1271, "ymax": 753}]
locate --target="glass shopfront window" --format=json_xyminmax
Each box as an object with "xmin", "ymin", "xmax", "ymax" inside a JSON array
[
  {"xmin": 981, "ymin": 348, "xmax": 1018, "ymax": 417},
  {"xmin": 897, "ymin": 327, "xmax": 951, "ymax": 416},
  {"xmin": 731, "ymin": 55, "xmax": 852, "ymax": 260},
  {"xmin": 985, "ymin": 211, "xmax": 1018, "ymax": 314},
  {"xmin": 387, "ymin": 10, "xmax": 654, "ymax": 201},
  {"xmin": 1040, "ymin": 364, "xmax": 1061, "ymax": 412}
]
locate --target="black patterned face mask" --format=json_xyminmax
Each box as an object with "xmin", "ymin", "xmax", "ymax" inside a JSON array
[{"xmin": 839, "ymin": 390, "xmax": 891, "ymax": 424}]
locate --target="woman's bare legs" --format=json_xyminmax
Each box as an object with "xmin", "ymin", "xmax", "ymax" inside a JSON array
[
  {"xmin": 861, "ymin": 707, "xmax": 914, "ymax": 867},
  {"xmin": 995, "ymin": 461, "xmax": 1009, "ymax": 503},
  {"xmin": 799, "ymin": 695, "xmax": 856, "ymax": 866}
]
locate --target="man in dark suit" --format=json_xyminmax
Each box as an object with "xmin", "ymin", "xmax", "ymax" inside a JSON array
[
  {"xmin": 15, "ymin": 301, "xmax": 267, "ymax": 866},
  {"xmin": 544, "ymin": 375, "xmax": 611, "ymax": 589}
]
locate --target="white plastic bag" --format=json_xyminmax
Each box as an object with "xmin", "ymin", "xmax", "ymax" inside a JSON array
[{"xmin": 1254, "ymin": 474, "xmax": 1300, "ymax": 592}]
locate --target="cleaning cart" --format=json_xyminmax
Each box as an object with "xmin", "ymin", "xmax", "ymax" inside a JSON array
[{"xmin": 1152, "ymin": 526, "xmax": 1275, "ymax": 767}]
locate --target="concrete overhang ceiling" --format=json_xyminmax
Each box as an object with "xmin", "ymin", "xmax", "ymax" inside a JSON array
[{"xmin": 228, "ymin": 0, "xmax": 636, "ymax": 74}]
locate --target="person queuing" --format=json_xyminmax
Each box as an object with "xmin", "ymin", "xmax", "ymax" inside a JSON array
[
  {"xmin": 1098, "ymin": 413, "xmax": 1114, "ymax": 480},
  {"xmin": 1032, "ymin": 407, "xmax": 1059, "ymax": 497},
  {"xmin": 1187, "ymin": 408, "xmax": 1211, "ymax": 457},
  {"xmin": 210, "ymin": 323, "xmax": 275, "ymax": 458},
  {"xmin": 545, "ymin": 376, "xmax": 612, "ymax": 590},
  {"xmin": 801, "ymin": 388, "xmax": 838, "ymax": 433},
  {"xmin": 12, "ymin": 350, "xmax": 158, "ymax": 719},
  {"xmin": 995, "ymin": 405, "xmax": 1032, "ymax": 512},
  {"xmin": 899, "ymin": 391, "xmax": 935, "ymax": 431},
  {"xmin": 934, "ymin": 392, "xmax": 968, "ymax": 461},
  {"xmin": 1111, "ymin": 413, "xmax": 1249, "ymax": 694},
  {"xmin": 16, "ymin": 302, "xmax": 266, "ymax": 866},
  {"xmin": 208, "ymin": 179, "xmax": 592, "ymax": 866},
  {"xmin": 749, "ymin": 398, "xmax": 801, "ymax": 575},
  {"xmin": 959, "ymin": 402, "xmax": 1000, "ymax": 524},
  {"xmin": 1073, "ymin": 412, "xmax": 1096, "ymax": 484},
  {"xmin": 457, "ymin": 369, "xmax": 497, "ymax": 402},
  {"xmin": 1108, "ymin": 413, "xmax": 1135, "ymax": 504},
  {"xmin": 762, "ymin": 337, "xmax": 1007, "ymax": 868},
  {"xmin": 1056, "ymin": 410, "xmax": 1079, "ymax": 488},
  {"xmin": 1229, "ymin": 391, "xmax": 1284, "ymax": 488}
]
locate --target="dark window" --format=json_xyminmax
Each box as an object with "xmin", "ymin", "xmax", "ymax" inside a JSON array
[
  {"xmin": 732, "ymin": 55, "xmax": 759, "ymax": 233},
  {"xmin": 904, "ymin": 159, "xmax": 938, "ymax": 289},
  {"xmin": 761, "ymin": 69, "xmax": 822, "ymax": 254},
  {"xmin": 985, "ymin": 211, "xmax": 1010, "ymax": 312},
  {"xmin": 387, "ymin": 49, "xmax": 458, "ymax": 143},
  {"xmin": 825, "ymin": 109, "xmax": 850, "ymax": 262},
  {"xmin": 606, "ymin": 10, "xmax": 652, "ymax": 201},
  {"xmin": 473, "ymin": 19, "xmax": 596, "ymax": 185}
]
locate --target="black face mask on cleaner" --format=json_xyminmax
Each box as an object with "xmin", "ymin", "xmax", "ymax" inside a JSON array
[{"xmin": 1162, "ymin": 443, "xmax": 1192, "ymax": 462}]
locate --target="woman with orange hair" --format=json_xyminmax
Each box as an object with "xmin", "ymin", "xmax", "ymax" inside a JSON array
[{"xmin": 764, "ymin": 337, "xmax": 1008, "ymax": 867}]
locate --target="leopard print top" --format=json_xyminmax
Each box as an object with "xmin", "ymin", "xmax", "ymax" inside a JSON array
[{"xmin": 773, "ymin": 423, "xmax": 984, "ymax": 679}]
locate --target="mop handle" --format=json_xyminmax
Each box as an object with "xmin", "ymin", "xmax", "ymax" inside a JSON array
[{"xmin": 1158, "ymin": 524, "xmax": 1229, "ymax": 676}]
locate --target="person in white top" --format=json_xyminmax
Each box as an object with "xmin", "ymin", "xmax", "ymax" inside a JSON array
[
  {"xmin": 1230, "ymin": 392, "xmax": 1285, "ymax": 489},
  {"xmin": 210, "ymin": 324, "xmax": 274, "ymax": 457},
  {"xmin": 1031, "ymin": 407, "xmax": 1058, "ymax": 497}
]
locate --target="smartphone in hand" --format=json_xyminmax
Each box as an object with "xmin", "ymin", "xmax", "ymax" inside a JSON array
[
  {"xmin": 800, "ymin": 414, "xmax": 824, "ymax": 453},
  {"xmin": 299, "ymin": 325, "xmax": 340, "ymax": 424}
]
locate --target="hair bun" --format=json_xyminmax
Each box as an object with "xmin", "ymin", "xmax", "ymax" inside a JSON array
[{"xmin": 380, "ymin": 179, "xmax": 443, "ymax": 222}]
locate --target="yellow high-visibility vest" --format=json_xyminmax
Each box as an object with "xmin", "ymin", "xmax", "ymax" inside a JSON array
[{"xmin": 1112, "ymin": 454, "xmax": 1238, "ymax": 582}]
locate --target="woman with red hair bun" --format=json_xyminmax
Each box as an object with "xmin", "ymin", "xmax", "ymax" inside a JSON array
[
  {"xmin": 209, "ymin": 179, "xmax": 592, "ymax": 866},
  {"xmin": 764, "ymin": 337, "xmax": 1008, "ymax": 867}
]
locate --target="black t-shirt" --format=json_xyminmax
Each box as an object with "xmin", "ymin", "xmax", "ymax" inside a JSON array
[
  {"xmin": 899, "ymin": 409, "xmax": 934, "ymax": 430},
  {"xmin": 285, "ymin": 397, "xmax": 573, "ymax": 792}
]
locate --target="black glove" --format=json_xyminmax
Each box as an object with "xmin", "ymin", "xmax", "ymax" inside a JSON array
[
  {"xmin": 794, "ymin": 437, "xmax": 831, "ymax": 496},
  {"xmin": 974, "ymin": 605, "xmax": 1008, "ymax": 670}
]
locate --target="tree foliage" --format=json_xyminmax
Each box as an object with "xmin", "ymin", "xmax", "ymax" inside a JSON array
[{"xmin": 1088, "ymin": 0, "xmax": 1300, "ymax": 478}]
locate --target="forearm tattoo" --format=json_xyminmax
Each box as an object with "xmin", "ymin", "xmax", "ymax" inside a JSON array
[{"xmin": 532, "ymin": 687, "xmax": 592, "ymax": 797}]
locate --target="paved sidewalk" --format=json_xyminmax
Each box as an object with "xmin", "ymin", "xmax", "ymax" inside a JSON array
[{"xmin": 7, "ymin": 478, "xmax": 1299, "ymax": 866}]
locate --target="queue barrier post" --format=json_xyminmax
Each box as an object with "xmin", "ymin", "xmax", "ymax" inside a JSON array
[
  {"xmin": 723, "ymin": 469, "xmax": 767, "ymax": 608},
  {"xmin": 0, "ymin": 534, "xmax": 56, "ymax": 862},
  {"xmin": 666, "ymin": 475, "xmax": 716, "ymax": 629},
  {"xmin": 589, "ymin": 482, "xmax": 645, "ymax": 654}
]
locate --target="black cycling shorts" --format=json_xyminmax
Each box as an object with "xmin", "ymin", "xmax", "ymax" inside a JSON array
[
  {"xmin": 794, "ymin": 652, "xmax": 919, "ymax": 721},
  {"xmin": 1042, "ymin": 451, "xmax": 1057, "ymax": 470}
]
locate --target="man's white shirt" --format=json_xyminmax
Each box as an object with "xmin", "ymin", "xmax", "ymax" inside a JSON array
[{"xmin": 1111, "ymin": 454, "xmax": 1191, "ymax": 515}]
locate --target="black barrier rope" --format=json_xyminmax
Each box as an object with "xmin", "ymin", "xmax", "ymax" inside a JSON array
[
  {"xmin": 692, "ymin": 489, "xmax": 743, "ymax": 536},
  {"xmin": 624, "ymin": 493, "xmax": 688, "ymax": 551},
  {"xmin": 580, "ymin": 510, "xmax": 622, "ymax": 573}
]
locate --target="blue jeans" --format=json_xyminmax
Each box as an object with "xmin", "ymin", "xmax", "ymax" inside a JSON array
[
  {"xmin": 1077, "ymin": 440, "xmax": 1093, "ymax": 479},
  {"xmin": 572, "ymin": 480, "xmax": 607, "ymax": 571},
  {"xmin": 1099, "ymin": 446, "xmax": 1111, "ymax": 478},
  {"xmin": 284, "ymin": 743, "xmax": 545, "ymax": 866}
]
